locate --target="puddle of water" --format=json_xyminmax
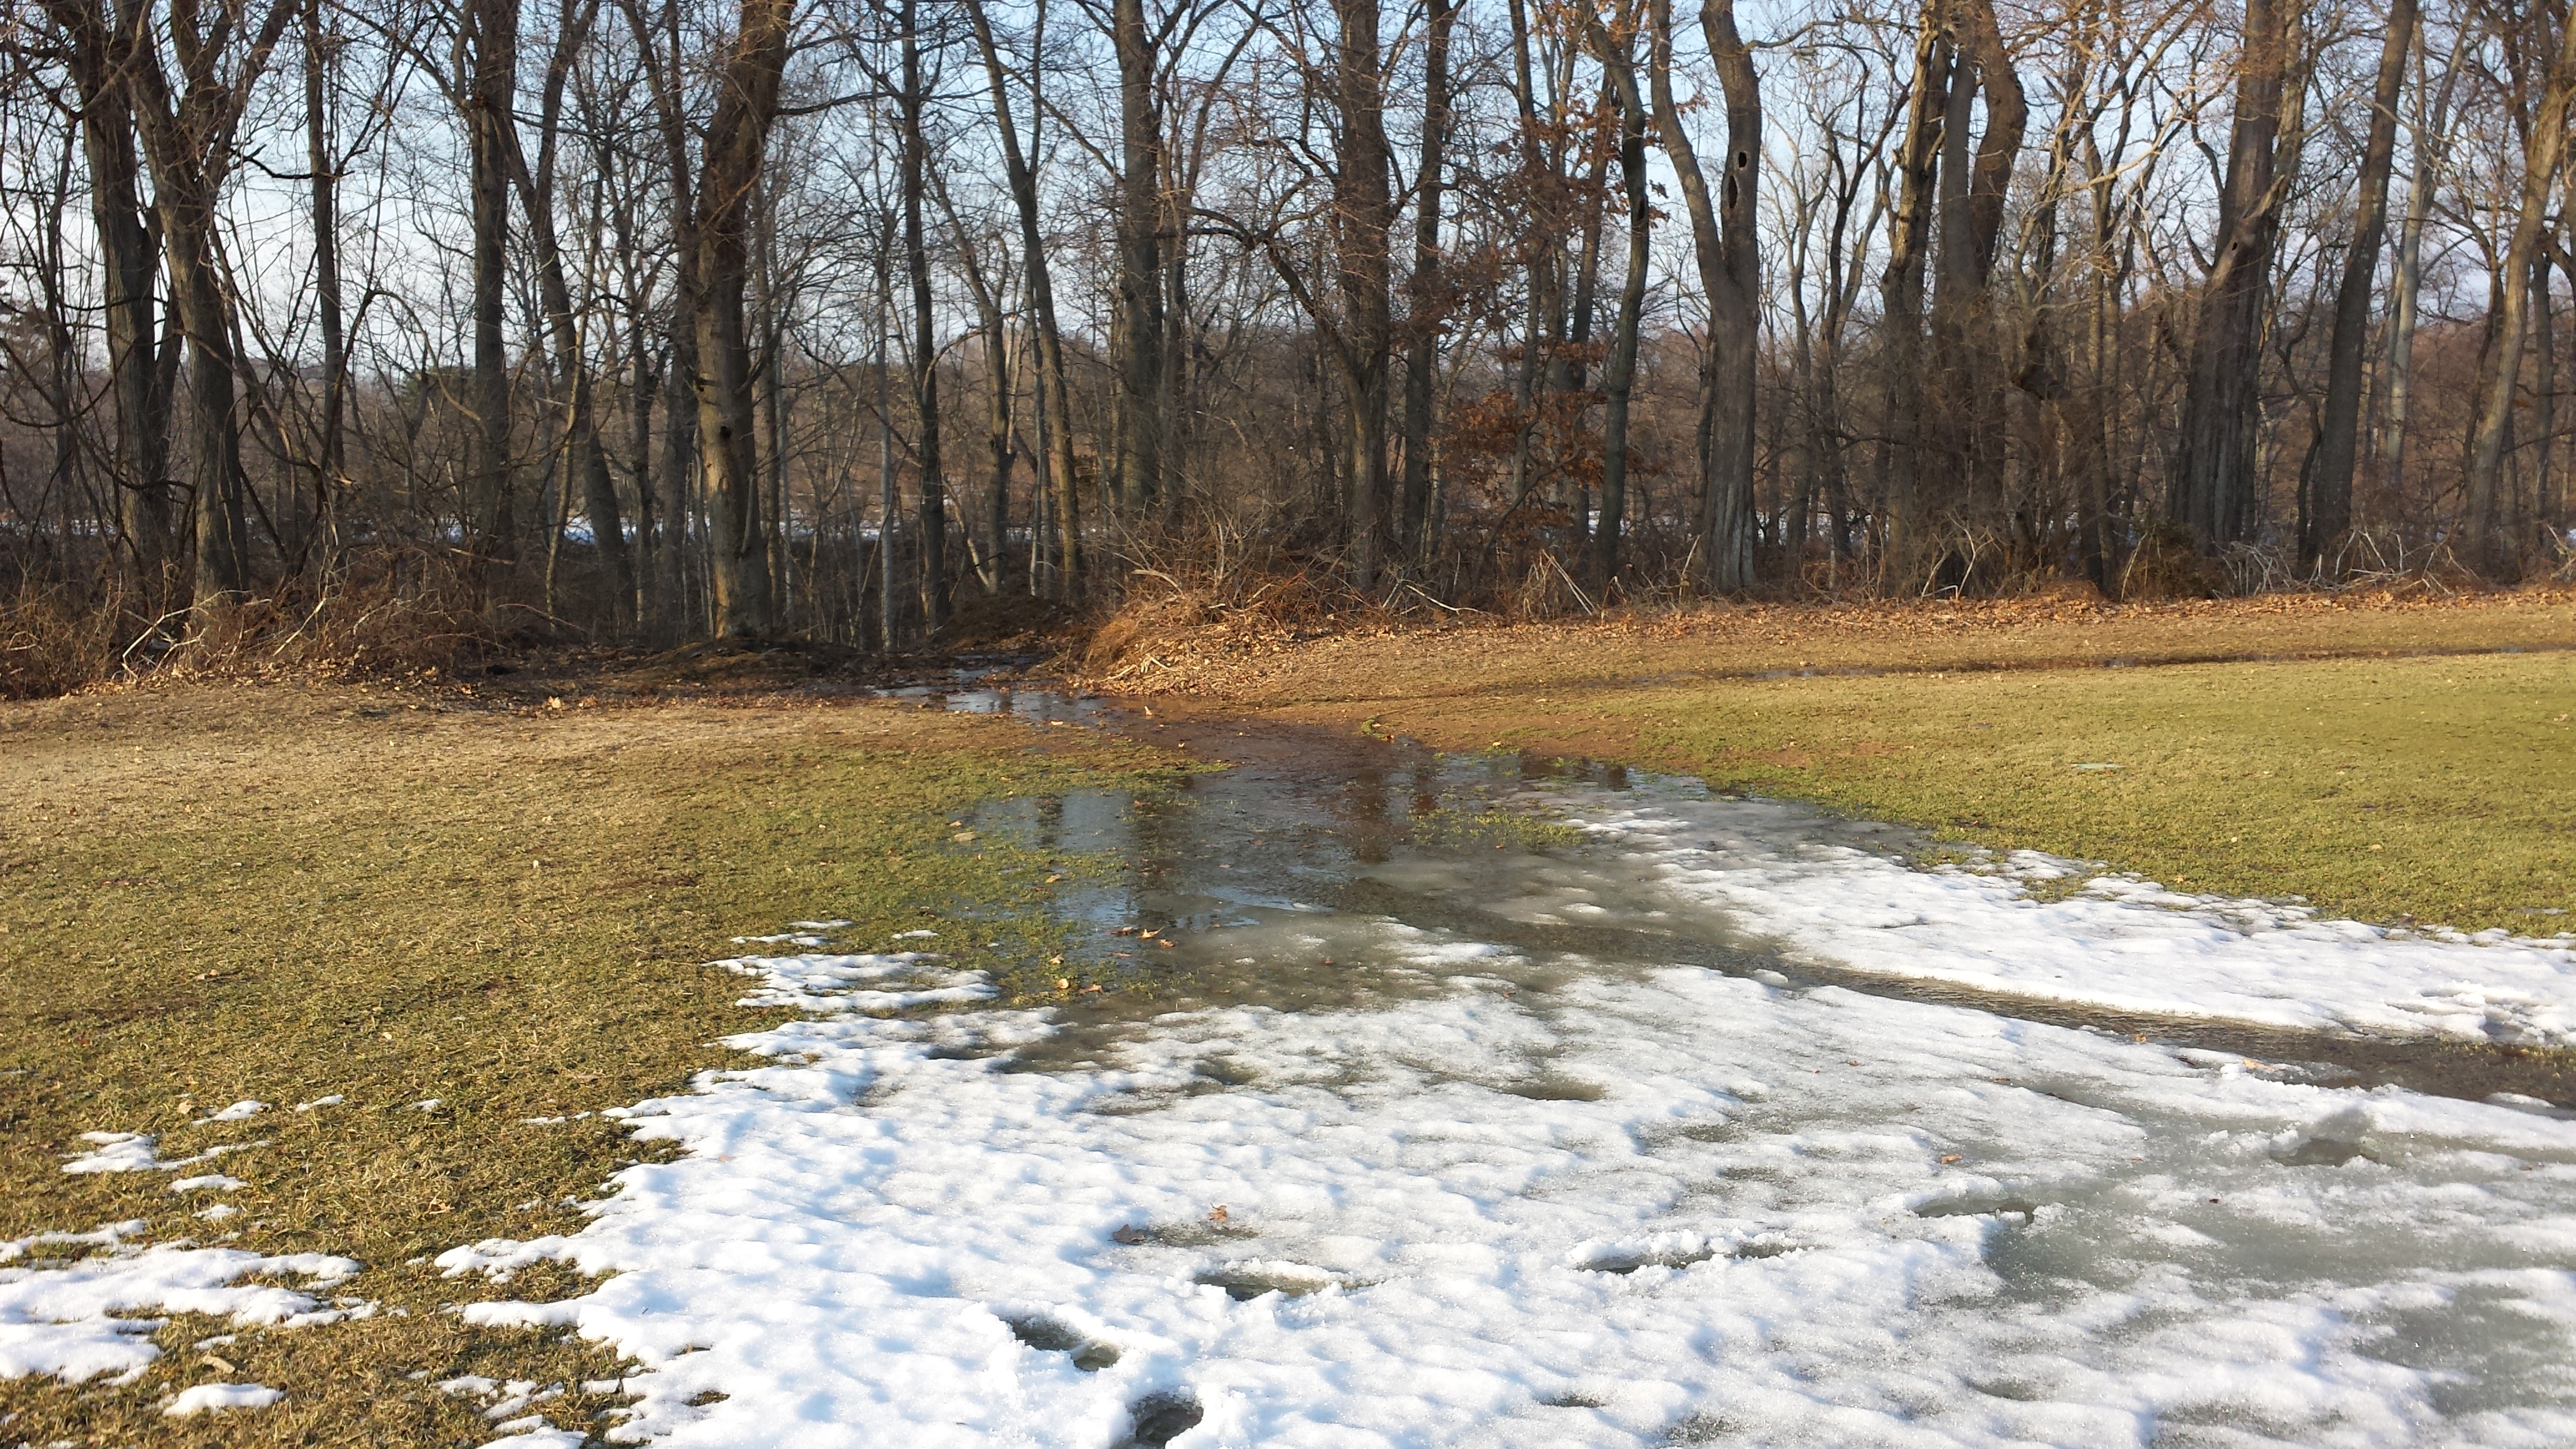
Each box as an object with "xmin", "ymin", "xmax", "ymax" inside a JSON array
[
  {"xmin": 915, "ymin": 687, "xmax": 2575, "ymax": 1110},
  {"xmin": 726, "ymin": 681, "xmax": 2576, "ymax": 1435}
]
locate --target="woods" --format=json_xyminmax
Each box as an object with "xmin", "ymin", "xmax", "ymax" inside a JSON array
[{"xmin": 5, "ymin": 0, "xmax": 2576, "ymax": 666}]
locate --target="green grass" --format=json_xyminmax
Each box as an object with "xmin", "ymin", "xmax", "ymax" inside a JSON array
[
  {"xmin": 0, "ymin": 685, "xmax": 1177, "ymax": 1445},
  {"xmin": 1604, "ymin": 651, "xmax": 2576, "ymax": 930}
]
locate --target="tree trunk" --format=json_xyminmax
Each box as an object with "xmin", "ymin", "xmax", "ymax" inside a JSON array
[
  {"xmin": 1583, "ymin": 9, "xmax": 1649, "ymax": 592},
  {"xmin": 877, "ymin": 245, "xmax": 900, "ymax": 650},
  {"xmin": 2305, "ymin": 0, "xmax": 2413, "ymax": 577},
  {"xmin": 100, "ymin": 0, "xmax": 298, "ymax": 613},
  {"xmin": 465, "ymin": 0, "xmax": 520, "ymax": 580},
  {"xmin": 2533, "ymin": 248, "xmax": 2557, "ymax": 552},
  {"xmin": 627, "ymin": 311, "xmax": 660, "ymax": 629},
  {"xmin": 1699, "ymin": 0, "xmax": 1760, "ymax": 588},
  {"xmin": 1397, "ymin": 0, "xmax": 1455, "ymax": 561},
  {"xmin": 1931, "ymin": 0, "xmax": 2024, "ymax": 520},
  {"xmin": 302, "ymin": 0, "xmax": 343, "ymax": 575},
  {"xmin": 900, "ymin": 0, "xmax": 946, "ymax": 630},
  {"xmin": 690, "ymin": 0, "xmax": 793, "ymax": 637},
  {"xmin": 502, "ymin": 0, "xmax": 632, "ymax": 631},
  {"xmin": 1331, "ymin": 0, "xmax": 1394, "ymax": 592},
  {"xmin": 53, "ymin": 0, "xmax": 177, "ymax": 605},
  {"xmin": 1112, "ymin": 0, "xmax": 1163, "ymax": 530},
  {"xmin": 2462, "ymin": 6, "xmax": 2576, "ymax": 578},
  {"xmin": 2381, "ymin": 37, "xmax": 2457, "ymax": 504},
  {"xmin": 986, "ymin": 318, "xmax": 1013, "ymax": 593},
  {"xmin": 1879, "ymin": 5, "xmax": 1950, "ymax": 577},
  {"xmin": 2170, "ymin": 0, "xmax": 2291, "ymax": 555},
  {"xmin": 965, "ymin": 0, "xmax": 1081, "ymax": 594}
]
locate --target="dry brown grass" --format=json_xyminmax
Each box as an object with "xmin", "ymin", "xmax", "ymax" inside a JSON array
[
  {"xmin": 2, "ymin": 565, "xmax": 513, "ymax": 703},
  {"xmin": 0, "ymin": 682, "xmax": 1174, "ymax": 1445},
  {"xmin": 1107, "ymin": 585, "xmax": 2576, "ymax": 935},
  {"xmin": 1079, "ymin": 582, "xmax": 2576, "ymax": 704},
  {"xmin": 0, "ymin": 582, "xmax": 126, "ymax": 700}
]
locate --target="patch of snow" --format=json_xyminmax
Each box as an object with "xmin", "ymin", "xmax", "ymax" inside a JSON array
[
  {"xmin": 717, "ymin": 951, "xmax": 995, "ymax": 1014},
  {"xmin": 163, "ymin": 1382, "xmax": 285, "ymax": 1415},
  {"xmin": 483, "ymin": 1383, "xmax": 565, "ymax": 1420},
  {"xmin": 0, "ymin": 1222, "xmax": 145, "ymax": 1264},
  {"xmin": 437, "ymin": 1376, "xmax": 579, "ymax": 1445},
  {"xmin": 0, "ymin": 1235, "xmax": 361, "ymax": 1383},
  {"xmin": 438, "ymin": 1238, "xmax": 575, "ymax": 1283},
  {"xmin": 459, "ymin": 1300, "xmax": 582, "ymax": 1329},
  {"xmin": 195, "ymin": 1100, "xmax": 266, "ymax": 1124},
  {"xmin": 1571, "ymin": 793, "xmax": 2576, "ymax": 1048},
  {"xmin": 434, "ymin": 942, "xmax": 2576, "ymax": 1446},
  {"xmin": 60, "ymin": 1133, "xmax": 267, "ymax": 1175},
  {"xmin": 293, "ymin": 1095, "xmax": 344, "ymax": 1111},
  {"xmin": 415, "ymin": 1099, "xmax": 443, "ymax": 1111},
  {"xmin": 195, "ymin": 1204, "xmax": 241, "ymax": 1222},
  {"xmin": 480, "ymin": 1428, "xmax": 585, "ymax": 1448},
  {"xmin": 170, "ymin": 1175, "xmax": 245, "ymax": 1194},
  {"xmin": 60, "ymin": 1132, "xmax": 163, "ymax": 1174}
]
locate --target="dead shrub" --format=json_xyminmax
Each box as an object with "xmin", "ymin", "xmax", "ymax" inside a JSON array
[
  {"xmin": 0, "ymin": 583, "xmax": 124, "ymax": 700},
  {"xmin": 2118, "ymin": 519, "xmax": 2229, "ymax": 600},
  {"xmin": 0, "ymin": 554, "xmax": 543, "ymax": 700},
  {"xmin": 1073, "ymin": 550, "xmax": 1372, "ymax": 688},
  {"xmin": 157, "ymin": 568, "xmax": 504, "ymax": 685}
]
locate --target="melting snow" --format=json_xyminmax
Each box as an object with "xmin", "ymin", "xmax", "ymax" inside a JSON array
[
  {"xmin": 169, "ymin": 1175, "xmax": 245, "ymax": 1194},
  {"xmin": 59, "ymin": 1132, "xmax": 268, "ymax": 1176},
  {"xmin": 437, "ymin": 936, "xmax": 2576, "ymax": 1446},
  {"xmin": 163, "ymin": 1381, "xmax": 285, "ymax": 1415},
  {"xmin": 0, "ymin": 1226, "xmax": 361, "ymax": 1382},
  {"xmin": 716, "ymin": 950, "xmax": 996, "ymax": 1014},
  {"xmin": 58, "ymin": 1132, "xmax": 165, "ymax": 1174},
  {"xmin": 1570, "ymin": 792, "xmax": 2576, "ymax": 1048},
  {"xmin": 195, "ymin": 1100, "xmax": 267, "ymax": 1125}
]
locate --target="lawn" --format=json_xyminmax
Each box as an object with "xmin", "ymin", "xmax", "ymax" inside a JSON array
[
  {"xmin": 1161, "ymin": 597, "xmax": 2576, "ymax": 934},
  {"xmin": 0, "ymin": 683, "xmax": 1174, "ymax": 1445}
]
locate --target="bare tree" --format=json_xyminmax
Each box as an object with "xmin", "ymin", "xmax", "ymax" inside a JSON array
[
  {"xmin": 52, "ymin": 0, "xmax": 299, "ymax": 612},
  {"xmin": 691, "ymin": 0, "xmax": 796, "ymax": 635},
  {"xmin": 2305, "ymin": 0, "xmax": 2415, "ymax": 575},
  {"xmin": 2170, "ymin": 0, "xmax": 2294, "ymax": 554},
  {"xmin": 2462, "ymin": 0, "xmax": 2576, "ymax": 575}
]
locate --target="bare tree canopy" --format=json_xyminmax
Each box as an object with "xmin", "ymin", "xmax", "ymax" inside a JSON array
[{"xmin": 4, "ymin": 0, "xmax": 2572, "ymax": 660}]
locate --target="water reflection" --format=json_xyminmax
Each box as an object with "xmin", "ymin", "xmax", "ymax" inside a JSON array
[{"xmin": 902, "ymin": 684, "xmax": 2575, "ymax": 1108}]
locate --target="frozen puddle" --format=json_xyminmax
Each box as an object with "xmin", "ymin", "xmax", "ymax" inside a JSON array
[
  {"xmin": 448, "ymin": 947, "xmax": 2576, "ymax": 1445},
  {"xmin": 442, "ymin": 729, "xmax": 2576, "ymax": 1446}
]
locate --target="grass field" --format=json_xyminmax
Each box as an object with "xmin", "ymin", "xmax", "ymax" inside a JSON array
[
  {"xmin": 0, "ymin": 683, "xmax": 1174, "ymax": 1445},
  {"xmin": 1138, "ymin": 592, "xmax": 2576, "ymax": 934},
  {"xmin": 6, "ymin": 593, "xmax": 2571, "ymax": 1441}
]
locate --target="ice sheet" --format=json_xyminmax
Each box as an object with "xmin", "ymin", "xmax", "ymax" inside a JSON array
[{"xmin": 440, "ymin": 941, "xmax": 2576, "ymax": 1447}]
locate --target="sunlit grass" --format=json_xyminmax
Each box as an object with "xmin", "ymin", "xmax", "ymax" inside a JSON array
[
  {"xmin": 0, "ymin": 685, "xmax": 1174, "ymax": 1445},
  {"xmin": 1363, "ymin": 650, "xmax": 2576, "ymax": 933}
]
